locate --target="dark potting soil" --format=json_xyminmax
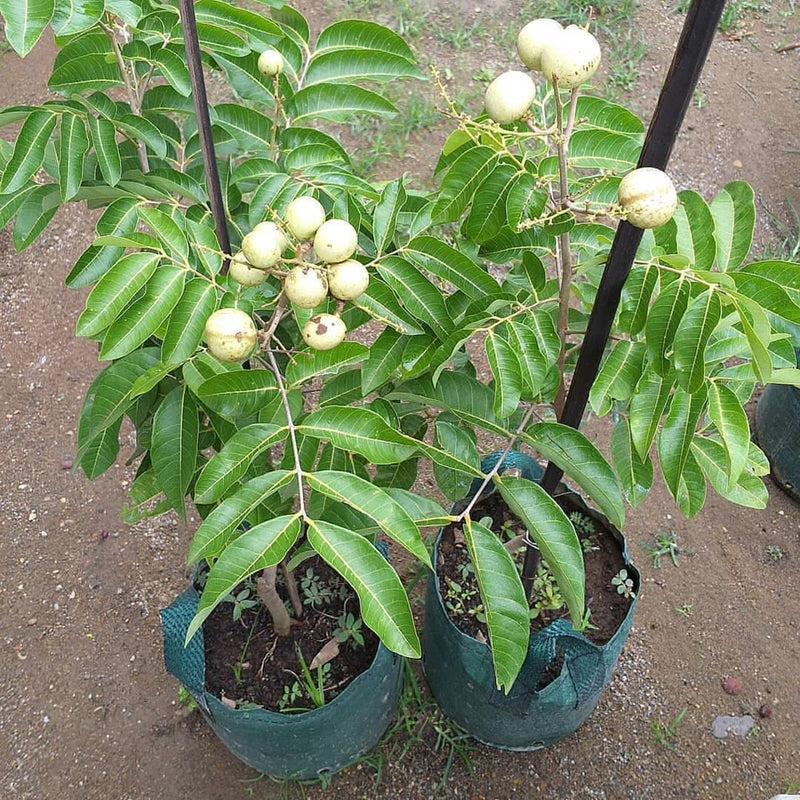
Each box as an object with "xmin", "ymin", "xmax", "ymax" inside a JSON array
[
  {"xmin": 202, "ymin": 558, "xmax": 378, "ymax": 712},
  {"xmin": 436, "ymin": 488, "xmax": 634, "ymax": 649}
]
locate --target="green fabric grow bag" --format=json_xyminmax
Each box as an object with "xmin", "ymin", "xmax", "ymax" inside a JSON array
[
  {"xmin": 422, "ymin": 452, "xmax": 639, "ymax": 750},
  {"xmin": 160, "ymin": 585, "xmax": 403, "ymax": 779},
  {"xmin": 755, "ymin": 379, "xmax": 800, "ymax": 502}
]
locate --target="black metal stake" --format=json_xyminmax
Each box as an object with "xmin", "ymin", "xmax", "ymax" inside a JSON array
[
  {"xmin": 178, "ymin": 0, "xmax": 231, "ymax": 266},
  {"xmin": 522, "ymin": 0, "xmax": 729, "ymax": 597}
]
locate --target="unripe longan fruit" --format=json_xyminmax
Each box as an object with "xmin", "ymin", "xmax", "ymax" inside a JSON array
[
  {"xmin": 618, "ymin": 167, "xmax": 678, "ymax": 229},
  {"xmin": 242, "ymin": 223, "xmax": 285, "ymax": 270},
  {"xmin": 229, "ymin": 251, "xmax": 267, "ymax": 287},
  {"xmin": 258, "ymin": 48, "xmax": 283, "ymax": 77},
  {"xmin": 284, "ymin": 265, "xmax": 328, "ymax": 309},
  {"xmin": 484, "ymin": 70, "xmax": 536, "ymax": 124},
  {"xmin": 327, "ymin": 259, "xmax": 369, "ymax": 301},
  {"xmin": 252, "ymin": 220, "xmax": 289, "ymax": 252},
  {"xmin": 302, "ymin": 313, "xmax": 347, "ymax": 351},
  {"xmin": 313, "ymin": 219, "xmax": 358, "ymax": 264},
  {"xmin": 204, "ymin": 308, "xmax": 258, "ymax": 362},
  {"xmin": 517, "ymin": 19, "xmax": 563, "ymax": 71},
  {"xmin": 540, "ymin": 25, "xmax": 601, "ymax": 89},
  {"xmin": 284, "ymin": 195, "xmax": 326, "ymax": 241}
]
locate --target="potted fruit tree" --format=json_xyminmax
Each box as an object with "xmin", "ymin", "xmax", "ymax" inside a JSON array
[
  {"xmin": 0, "ymin": 0, "xmax": 437, "ymax": 778},
  {"xmin": 415, "ymin": 9, "xmax": 800, "ymax": 748},
  {"xmin": 2, "ymin": 0, "xmax": 800, "ymax": 772}
]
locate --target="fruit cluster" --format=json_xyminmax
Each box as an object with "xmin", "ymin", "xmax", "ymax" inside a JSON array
[
  {"xmin": 486, "ymin": 19, "xmax": 678, "ymax": 230},
  {"xmin": 205, "ymin": 190, "xmax": 370, "ymax": 361}
]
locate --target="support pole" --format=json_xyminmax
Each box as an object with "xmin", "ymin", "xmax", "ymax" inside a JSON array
[{"xmin": 178, "ymin": 0, "xmax": 231, "ymax": 267}]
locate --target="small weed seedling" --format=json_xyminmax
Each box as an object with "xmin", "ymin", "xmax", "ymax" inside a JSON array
[
  {"xmin": 177, "ymin": 686, "xmax": 198, "ymax": 714},
  {"xmin": 300, "ymin": 567, "xmax": 334, "ymax": 608},
  {"xmin": 652, "ymin": 707, "xmax": 688, "ymax": 752},
  {"xmin": 643, "ymin": 529, "xmax": 681, "ymax": 568},
  {"xmin": 221, "ymin": 585, "xmax": 259, "ymax": 623},
  {"xmin": 675, "ymin": 603, "xmax": 694, "ymax": 617},
  {"xmin": 278, "ymin": 681, "xmax": 304, "ymax": 713},
  {"xmin": 278, "ymin": 647, "xmax": 332, "ymax": 713},
  {"xmin": 334, "ymin": 612, "xmax": 365, "ymax": 647},
  {"xmin": 766, "ymin": 545, "xmax": 785, "ymax": 561},
  {"xmin": 612, "ymin": 569, "xmax": 636, "ymax": 599},
  {"xmin": 443, "ymin": 575, "xmax": 482, "ymax": 618},
  {"xmin": 530, "ymin": 563, "xmax": 565, "ymax": 619},
  {"xmin": 569, "ymin": 510, "xmax": 595, "ymax": 537}
]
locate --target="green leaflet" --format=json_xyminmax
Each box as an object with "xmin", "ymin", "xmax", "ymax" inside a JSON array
[
  {"xmin": 706, "ymin": 382, "xmax": 750, "ymax": 489},
  {"xmin": 287, "ymin": 84, "xmax": 397, "ymax": 125},
  {"xmin": 610, "ymin": 419, "xmax": 653, "ymax": 507},
  {"xmin": 99, "ymin": 266, "xmax": 185, "ymax": 361},
  {"xmin": 485, "ymin": 330, "xmax": 522, "ymax": 420},
  {"xmin": 494, "ymin": 476, "xmax": 585, "ymax": 629},
  {"xmin": 306, "ymin": 470, "xmax": 430, "ymax": 567},
  {"xmin": 308, "ymin": 519, "xmax": 420, "ymax": 658},
  {"xmin": 87, "ymin": 114, "xmax": 122, "ymax": 187},
  {"xmin": 300, "ymin": 406, "xmax": 418, "ymax": 464},
  {"xmin": 194, "ymin": 423, "xmax": 288, "ymax": 504},
  {"xmin": 0, "ymin": 0, "xmax": 55, "ymax": 56},
  {"xmin": 405, "ymin": 235, "xmax": 500, "ymax": 300},
  {"xmin": 673, "ymin": 289, "xmax": 723, "ymax": 393},
  {"xmin": 462, "ymin": 517, "xmax": 530, "ymax": 692},
  {"xmin": 75, "ymin": 348, "xmax": 162, "ymax": 465},
  {"xmin": 161, "ymin": 279, "xmax": 218, "ymax": 365},
  {"xmin": 150, "ymin": 385, "xmax": 199, "ymax": 518},
  {"xmin": 432, "ymin": 419, "xmax": 479, "ymax": 502},
  {"xmin": 76, "ymin": 252, "xmax": 160, "ymax": 337},
  {"xmin": 0, "ymin": 109, "xmax": 58, "ymax": 193},
  {"xmin": 195, "ymin": 369, "xmax": 279, "ymax": 419},
  {"xmin": 673, "ymin": 190, "xmax": 716, "ymax": 272},
  {"xmin": 589, "ymin": 340, "xmax": 646, "ymax": 416},
  {"xmin": 377, "ymin": 256, "xmax": 453, "ymax": 339},
  {"xmin": 186, "ymin": 471, "xmax": 296, "ymax": 565},
  {"xmin": 57, "ymin": 113, "xmax": 89, "ymax": 201},
  {"xmin": 658, "ymin": 386, "xmax": 708, "ymax": 501},
  {"xmin": 711, "ymin": 181, "xmax": 755, "ymax": 272},
  {"xmin": 521, "ymin": 422, "xmax": 625, "ymax": 529},
  {"xmin": 645, "ymin": 275, "xmax": 690, "ymax": 376}
]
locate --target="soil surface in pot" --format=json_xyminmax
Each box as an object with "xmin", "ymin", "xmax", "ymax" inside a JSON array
[
  {"xmin": 202, "ymin": 558, "xmax": 378, "ymax": 712},
  {"xmin": 437, "ymin": 490, "xmax": 633, "ymax": 651}
]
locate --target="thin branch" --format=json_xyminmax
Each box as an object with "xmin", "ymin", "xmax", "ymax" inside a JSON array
[
  {"xmin": 454, "ymin": 404, "xmax": 538, "ymax": 524},
  {"xmin": 266, "ymin": 347, "xmax": 306, "ymax": 519},
  {"xmin": 100, "ymin": 19, "xmax": 149, "ymax": 172}
]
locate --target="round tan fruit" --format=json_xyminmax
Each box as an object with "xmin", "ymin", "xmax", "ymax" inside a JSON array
[
  {"xmin": 284, "ymin": 266, "xmax": 328, "ymax": 309},
  {"xmin": 204, "ymin": 308, "xmax": 258, "ymax": 362},
  {"xmin": 284, "ymin": 195, "xmax": 326, "ymax": 241},
  {"xmin": 252, "ymin": 220, "xmax": 289, "ymax": 252},
  {"xmin": 327, "ymin": 259, "xmax": 369, "ymax": 301},
  {"xmin": 241, "ymin": 223, "xmax": 285, "ymax": 269},
  {"xmin": 540, "ymin": 25, "xmax": 601, "ymax": 89},
  {"xmin": 302, "ymin": 313, "xmax": 347, "ymax": 351},
  {"xmin": 313, "ymin": 219, "xmax": 358, "ymax": 264},
  {"xmin": 484, "ymin": 70, "xmax": 536, "ymax": 124},
  {"xmin": 228, "ymin": 251, "xmax": 267, "ymax": 287},
  {"xmin": 517, "ymin": 18, "xmax": 563, "ymax": 71},
  {"xmin": 618, "ymin": 167, "xmax": 678, "ymax": 229},
  {"xmin": 257, "ymin": 48, "xmax": 283, "ymax": 76}
]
